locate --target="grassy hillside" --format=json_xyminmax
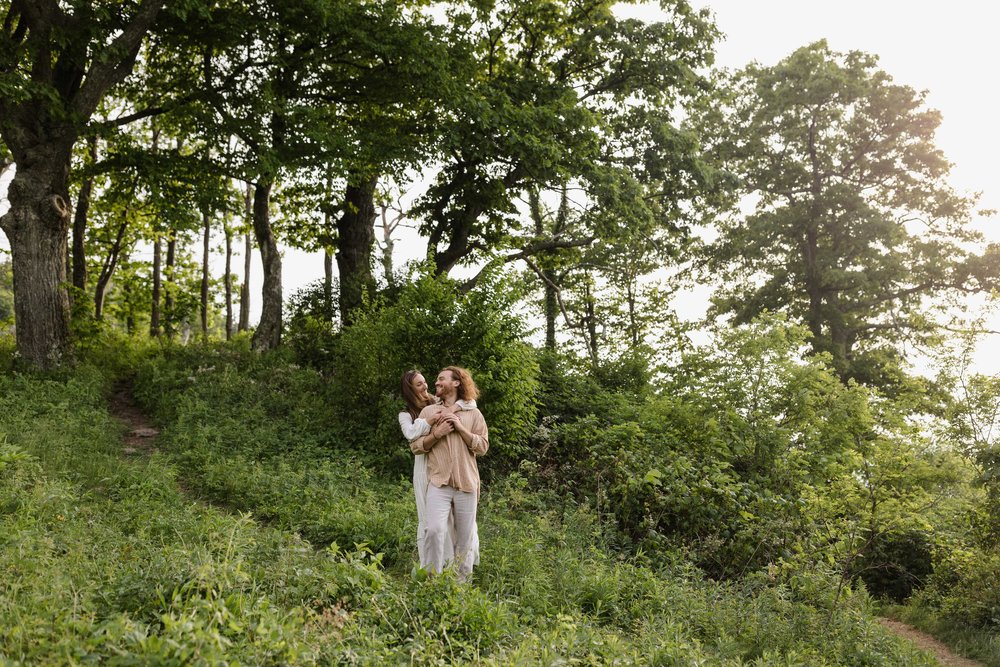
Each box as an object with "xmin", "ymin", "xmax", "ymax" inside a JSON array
[{"xmin": 0, "ymin": 342, "xmax": 943, "ymax": 664}]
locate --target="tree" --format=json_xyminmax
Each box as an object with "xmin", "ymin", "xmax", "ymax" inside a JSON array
[
  {"xmin": 415, "ymin": 0, "xmax": 719, "ymax": 281},
  {"xmin": 0, "ymin": 0, "xmax": 166, "ymax": 366},
  {"xmin": 697, "ymin": 41, "xmax": 999, "ymax": 387}
]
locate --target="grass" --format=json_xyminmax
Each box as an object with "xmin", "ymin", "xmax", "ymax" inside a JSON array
[{"xmin": 0, "ymin": 342, "xmax": 950, "ymax": 664}]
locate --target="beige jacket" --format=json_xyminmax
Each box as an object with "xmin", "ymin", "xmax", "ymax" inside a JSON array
[{"xmin": 410, "ymin": 404, "xmax": 489, "ymax": 494}]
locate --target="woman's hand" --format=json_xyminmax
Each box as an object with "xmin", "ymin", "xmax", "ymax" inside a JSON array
[{"xmin": 431, "ymin": 418, "xmax": 454, "ymax": 440}]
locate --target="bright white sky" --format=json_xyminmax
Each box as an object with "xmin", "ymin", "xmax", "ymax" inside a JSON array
[{"xmin": 2, "ymin": 0, "xmax": 998, "ymax": 373}]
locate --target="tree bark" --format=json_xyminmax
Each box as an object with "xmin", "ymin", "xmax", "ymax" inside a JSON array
[
  {"xmin": 0, "ymin": 158, "xmax": 74, "ymax": 367},
  {"xmin": 336, "ymin": 174, "xmax": 378, "ymax": 326},
  {"xmin": 584, "ymin": 281, "xmax": 599, "ymax": 365},
  {"xmin": 150, "ymin": 234, "xmax": 161, "ymax": 336},
  {"xmin": 238, "ymin": 183, "xmax": 252, "ymax": 333},
  {"xmin": 200, "ymin": 209, "xmax": 210, "ymax": 339},
  {"xmin": 251, "ymin": 180, "xmax": 282, "ymax": 350},
  {"xmin": 224, "ymin": 219, "xmax": 233, "ymax": 340},
  {"xmin": 164, "ymin": 234, "xmax": 176, "ymax": 339},
  {"xmin": 72, "ymin": 137, "xmax": 97, "ymax": 294},
  {"xmin": 94, "ymin": 217, "xmax": 128, "ymax": 321},
  {"xmin": 0, "ymin": 0, "xmax": 165, "ymax": 367},
  {"xmin": 239, "ymin": 231, "xmax": 251, "ymax": 332},
  {"xmin": 324, "ymin": 249, "xmax": 334, "ymax": 320},
  {"xmin": 544, "ymin": 280, "xmax": 558, "ymax": 350}
]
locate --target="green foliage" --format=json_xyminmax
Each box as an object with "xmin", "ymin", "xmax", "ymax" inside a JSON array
[
  {"xmin": 325, "ymin": 270, "xmax": 540, "ymax": 470},
  {"xmin": 697, "ymin": 40, "xmax": 995, "ymax": 387},
  {"xmin": 1, "ymin": 341, "xmax": 956, "ymax": 664},
  {"xmin": 528, "ymin": 313, "xmax": 964, "ymax": 601},
  {"xmin": 852, "ymin": 530, "xmax": 934, "ymax": 603},
  {"xmin": 0, "ymin": 259, "xmax": 11, "ymax": 324},
  {"xmin": 284, "ymin": 278, "xmax": 338, "ymax": 368},
  {"xmin": 915, "ymin": 545, "xmax": 1000, "ymax": 629},
  {"xmin": 0, "ymin": 366, "xmax": 362, "ymax": 663}
]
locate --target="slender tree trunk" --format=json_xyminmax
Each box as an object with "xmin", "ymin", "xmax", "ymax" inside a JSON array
[
  {"xmin": 528, "ymin": 187, "xmax": 558, "ymax": 350},
  {"xmin": 165, "ymin": 234, "xmax": 176, "ymax": 340},
  {"xmin": 72, "ymin": 137, "xmax": 97, "ymax": 295},
  {"xmin": 336, "ymin": 173, "xmax": 378, "ymax": 326},
  {"xmin": 149, "ymin": 127, "xmax": 162, "ymax": 338},
  {"xmin": 379, "ymin": 205, "xmax": 396, "ymax": 290},
  {"xmin": 124, "ymin": 270, "xmax": 136, "ymax": 335},
  {"xmin": 584, "ymin": 281, "xmax": 599, "ymax": 365},
  {"xmin": 224, "ymin": 219, "xmax": 233, "ymax": 340},
  {"xmin": 201, "ymin": 209, "xmax": 210, "ymax": 339},
  {"xmin": 239, "ymin": 184, "xmax": 252, "ymax": 333},
  {"xmin": 324, "ymin": 249, "xmax": 334, "ymax": 320},
  {"xmin": 94, "ymin": 218, "xmax": 128, "ymax": 321},
  {"xmin": 251, "ymin": 179, "xmax": 282, "ymax": 350},
  {"xmin": 150, "ymin": 235, "xmax": 161, "ymax": 336},
  {"xmin": 544, "ymin": 279, "xmax": 558, "ymax": 350},
  {"xmin": 626, "ymin": 281, "xmax": 639, "ymax": 349}
]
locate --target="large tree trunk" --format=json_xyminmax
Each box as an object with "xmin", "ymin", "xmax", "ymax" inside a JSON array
[
  {"xmin": 150, "ymin": 234, "xmax": 161, "ymax": 336},
  {"xmin": 200, "ymin": 209, "xmax": 210, "ymax": 339},
  {"xmin": 0, "ymin": 158, "xmax": 74, "ymax": 367},
  {"xmin": 251, "ymin": 180, "xmax": 282, "ymax": 350},
  {"xmin": 336, "ymin": 174, "xmax": 378, "ymax": 326},
  {"xmin": 72, "ymin": 137, "xmax": 97, "ymax": 294},
  {"xmin": 0, "ymin": 0, "xmax": 164, "ymax": 367}
]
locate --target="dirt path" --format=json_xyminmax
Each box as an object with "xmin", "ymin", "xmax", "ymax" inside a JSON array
[
  {"xmin": 879, "ymin": 618, "xmax": 984, "ymax": 667},
  {"xmin": 109, "ymin": 380, "xmax": 160, "ymax": 456}
]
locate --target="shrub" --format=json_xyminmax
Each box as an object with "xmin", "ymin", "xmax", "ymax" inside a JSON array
[
  {"xmin": 325, "ymin": 269, "xmax": 540, "ymax": 471},
  {"xmin": 853, "ymin": 529, "xmax": 935, "ymax": 603}
]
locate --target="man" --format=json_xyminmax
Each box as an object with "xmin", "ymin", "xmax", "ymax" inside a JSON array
[{"xmin": 410, "ymin": 366, "xmax": 488, "ymax": 579}]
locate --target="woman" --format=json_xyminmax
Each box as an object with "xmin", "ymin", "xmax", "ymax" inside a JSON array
[
  {"xmin": 399, "ymin": 370, "xmax": 480, "ymax": 568},
  {"xmin": 409, "ymin": 366, "xmax": 488, "ymax": 580}
]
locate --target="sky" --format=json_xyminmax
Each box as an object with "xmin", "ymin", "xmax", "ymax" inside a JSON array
[{"xmin": 2, "ymin": 0, "xmax": 998, "ymax": 372}]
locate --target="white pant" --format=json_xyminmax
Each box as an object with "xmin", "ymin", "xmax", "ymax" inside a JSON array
[
  {"xmin": 413, "ymin": 454, "xmax": 479, "ymax": 569},
  {"xmin": 423, "ymin": 483, "xmax": 478, "ymax": 578}
]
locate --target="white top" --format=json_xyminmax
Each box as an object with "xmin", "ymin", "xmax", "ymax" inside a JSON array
[{"xmin": 398, "ymin": 399, "xmax": 477, "ymax": 443}]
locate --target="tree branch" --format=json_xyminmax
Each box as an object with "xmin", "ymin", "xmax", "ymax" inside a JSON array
[{"xmin": 73, "ymin": 0, "xmax": 164, "ymax": 119}]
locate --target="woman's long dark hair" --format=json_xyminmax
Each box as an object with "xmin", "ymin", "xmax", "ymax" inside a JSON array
[{"xmin": 401, "ymin": 370, "xmax": 434, "ymax": 419}]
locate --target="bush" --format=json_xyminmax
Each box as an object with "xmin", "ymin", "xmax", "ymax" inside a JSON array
[
  {"xmin": 324, "ymin": 270, "xmax": 540, "ymax": 472},
  {"xmin": 853, "ymin": 529, "xmax": 934, "ymax": 603},
  {"xmin": 917, "ymin": 545, "xmax": 1000, "ymax": 629}
]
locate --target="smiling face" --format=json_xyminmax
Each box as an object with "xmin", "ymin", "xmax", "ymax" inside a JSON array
[
  {"xmin": 435, "ymin": 369, "xmax": 460, "ymax": 401},
  {"xmin": 410, "ymin": 373, "xmax": 428, "ymax": 395}
]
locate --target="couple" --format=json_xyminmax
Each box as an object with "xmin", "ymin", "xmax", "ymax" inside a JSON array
[{"xmin": 398, "ymin": 367, "xmax": 488, "ymax": 580}]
